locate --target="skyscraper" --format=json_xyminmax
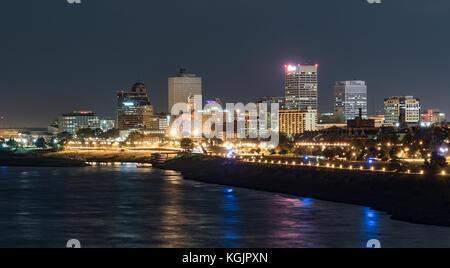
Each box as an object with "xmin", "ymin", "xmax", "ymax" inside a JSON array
[
  {"xmin": 168, "ymin": 68, "xmax": 202, "ymax": 113},
  {"xmin": 117, "ymin": 82, "xmax": 154, "ymax": 130},
  {"xmin": 384, "ymin": 96, "xmax": 421, "ymax": 126},
  {"xmin": 334, "ymin": 81, "xmax": 368, "ymax": 121},
  {"xmin": 284, "ymin": 64, "xmax": 318, "ymax": 111}
]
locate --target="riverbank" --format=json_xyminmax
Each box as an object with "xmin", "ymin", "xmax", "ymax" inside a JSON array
[
  {"xmin": 0, "ymin": 148, "xmax": 178, "ymax": 167},
  {"xmin": 46, "ymin": 149, "xmax": 154, "ymax": 164},
  {"xmin": 0, "ymin": 151, "xmax": 87, "ymax": 167},
  {"xmin": 161, "ymin": 156, "xmax": 450, "ymax": 227}
]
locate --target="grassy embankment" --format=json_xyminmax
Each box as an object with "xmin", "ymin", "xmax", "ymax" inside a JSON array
[{"xmin": 46, "ymin": 149, "xmax": 154, "ymax": 163}]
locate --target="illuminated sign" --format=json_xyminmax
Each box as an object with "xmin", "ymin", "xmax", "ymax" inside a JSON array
[
  {"xmin": 123, "ymin": 102, "xmax": 135, "ymax": 107},
  {"xmin": 286, "ymin": 65, "xmax": 297, "ymax": 72}
]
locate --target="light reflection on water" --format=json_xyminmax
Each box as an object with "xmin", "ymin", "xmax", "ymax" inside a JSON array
[
  {"xmin": 223, "ymin": 189, "xmax": 240, "ymax": 247},
  {"xmin": 0, "ymin": 166, "xmax": 449, "ymax": 248}
]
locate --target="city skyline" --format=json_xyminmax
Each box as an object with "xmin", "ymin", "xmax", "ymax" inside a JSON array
[
  {"xmin": 1, "ymin": 0, "xmax": 450, "ymax": 250},
  {"xmin": 1, "ymin": 0, "xmax": 450, "ymax": 127}
]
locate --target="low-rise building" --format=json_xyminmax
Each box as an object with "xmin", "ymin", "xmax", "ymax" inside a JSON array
[
  {"xmin": 279, "ymin": 110, "xmax": 305, "ymax": 136},
  {"xmin": 146, "ymin": 114, "xmax": 171, "ymax": 136},
  {"xmin": 367, "ymin": 115, "xmax": 386, "ymax": 128},
  {"xmin": 58, "ymin": 111, "xmax": 101, "ymax": 134},
  {"xmin": 421, "ymin": 109, "xmax": 446, "ymax": 126}
]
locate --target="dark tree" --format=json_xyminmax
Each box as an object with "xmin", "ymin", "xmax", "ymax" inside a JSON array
[
  {"xmin": 127, "ymin": 131, "xmax": 144, "ymax": 143},
  {"xmin": 76, "ymin": 128, "xmax": 95, "ymax": 141},
  {"xmin": 35, "ymin": 137, "xmax": 47, "ymax": 149},
  {"xmin": 425, "ymin": 151, "xmax": 448, "ymax": 176},
  {"xmin": 100, "ymin": 129, "xmax": 120, "ymax": 140},
  {"xmin": 57, "ymin": 132, "xmax": 73, "ymax": 145},
  {"xmin": 6, "ymin": 139, "xmax": 19, "ymax": 150},
  {"xmin": 93, "ymin": 128, "xmax": 104, "ymax": 137},
  {"xmin": 180, "ymin": 138, "xmax": 194, "ymax": 153}
]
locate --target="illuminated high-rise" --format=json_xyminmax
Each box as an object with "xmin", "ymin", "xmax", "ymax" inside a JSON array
[
  {"xmin": 334, "ymin": 81, "xmax": 368, "ymax": 121},
  {"xmin": 117, "ymin": 82, "xmax": 154, "ymax": 130},
  {"xmin": 168, "ymin": 68, "xmax": 202, "ymax": 113},
  {"xmin": 284, "ymin": 64, "xmax": 318, "ymax": 111}
]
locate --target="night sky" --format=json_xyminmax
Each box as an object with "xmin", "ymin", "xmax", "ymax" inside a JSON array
[{"xmin": 1, "ymin": 0, "xmax": 449, "ymax": 127}]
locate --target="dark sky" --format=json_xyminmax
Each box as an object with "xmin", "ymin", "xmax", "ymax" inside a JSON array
[{"xmin": 1, "ymin": 0, "xmax": 449, "ymax": 127}]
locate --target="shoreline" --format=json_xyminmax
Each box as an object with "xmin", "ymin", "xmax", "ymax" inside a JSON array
[
  {"xmin": 0, "ymin": 149, "xmax": 157, "ymax": 168},
  {"xmin": 0, "ymin": 152, "xmax": 88, "ymax": 168},
  {"xmin": 159, "ymin": 156, "xmax": 450, "ymax": 227}
]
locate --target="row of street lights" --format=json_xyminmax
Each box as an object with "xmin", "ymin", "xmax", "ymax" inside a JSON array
[{"xmin": 239, "ymin": 157, "xmax": 448, "ymax": 177}]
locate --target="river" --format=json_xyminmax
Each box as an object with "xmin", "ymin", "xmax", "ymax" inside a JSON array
[{"xmin": 0, "ymin": 165, "xmax": 449, "ymax": 248}]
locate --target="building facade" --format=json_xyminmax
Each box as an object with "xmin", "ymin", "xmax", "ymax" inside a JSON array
[
  {"xmin": 117, "ymin": 82, "xmax": 154, "ymax": 130},
  {"xmin": 147, "ymin": 114, "xmax": 171, "ymax": 135},
  {"xmin": 168, "ymin": 68, "xmax": 202, "ymax": 113},
  {"xmin": 384, "ymin": 96, "xmax": 421, "ymax": 126},
  {"xmin": 284, "ymin": 64, "xmax": 318, "ymax": 111},
  {"xmin": 421, "ymin": 109, "xmax": 446, "ymax": 126},
  {"xmin": 58, "ymin": 111, "xmax": 100, "ymax": 134},
  {"xmin": 304, "ymin": 108, "xmax": 318, "ymax": 132},
  {"xmin": 334, "ymin": 81, "xmax": 368, "ymax": 121},
  {"xmin": 367, "ymin": 115, "xmax": 386, "ymax": 128},
  {"xmin": 279, "ymin": 110, "xmax": 305, "ymax": 136}
]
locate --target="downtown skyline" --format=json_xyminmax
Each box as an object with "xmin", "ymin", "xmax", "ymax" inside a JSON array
[{"xmin": 1, "ymin": 0, "xmax": 450, "ymax": 127}]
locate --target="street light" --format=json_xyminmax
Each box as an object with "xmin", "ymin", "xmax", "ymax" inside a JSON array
[{"xmin": 170, "ymin": 129, "xmax": 178, "ymax": 138}]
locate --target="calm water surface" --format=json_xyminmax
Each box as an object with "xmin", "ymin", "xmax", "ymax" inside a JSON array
[{"xmin": 0, "ymin": 165, "xmax": 449, "ymax": 248}]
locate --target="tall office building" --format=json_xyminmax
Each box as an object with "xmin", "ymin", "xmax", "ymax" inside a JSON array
[
  {"xmin": 334, "ymin": 81, "xmax": 368, "ymax": 121},
  {"xmin": 284, "ymin": 64, "xmax": 318, "ymax": 111},
  {"xmin": 168, "ymin": 68, "xmax": 202, "ymax": 113},
  {"xmin": 384, "ymin": 96, "xmax": 421, "ymax": 126},
  {"xmin": 117, "ymin": 82, "xmax": 154, "ymax": 130},
  {"xmin": 58, "ymin": 111, "xmax": 100, "ymax": 134}
]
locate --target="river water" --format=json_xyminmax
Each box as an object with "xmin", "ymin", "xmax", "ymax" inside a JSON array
[{"xmin": 0, "ymin": 165, "xmax": 449, "ymax": 248}]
